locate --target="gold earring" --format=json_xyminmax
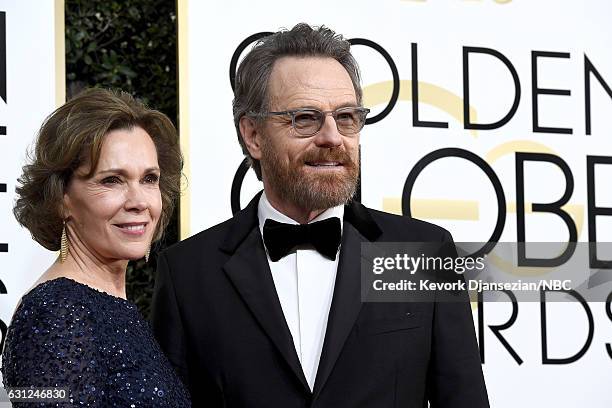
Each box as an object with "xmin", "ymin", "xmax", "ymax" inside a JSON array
[
  {"xmin": 145, "ymin": 245, "xmax": 151, "ymax": 263},
  {"xmin": 60, "ymin": 221, "xmax": 68, "ymax": 263}
]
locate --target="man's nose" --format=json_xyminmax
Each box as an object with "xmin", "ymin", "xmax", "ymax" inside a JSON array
[{"xmin": 313, "ymin": 114, "xmax": 342, "ymax": 148}]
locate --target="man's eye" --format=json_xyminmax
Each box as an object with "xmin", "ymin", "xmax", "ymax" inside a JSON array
[
  {"xmin": 101, "ymin": 176, "xmax": 121, "ymax": 184},
  {"xmin": 143, "ymin": 174, "xmax": 159, "ymax": 184},
  {"xmin": 294, "ymin": 112, "xmax": 320, "ymax": 125},
  {"xmin": 336, "ymin": 112, "xmax": 355, "ymax": 123}
]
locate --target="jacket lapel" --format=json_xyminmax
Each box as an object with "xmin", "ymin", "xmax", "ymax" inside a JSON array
[
  {"xmin": 312, "ymin": 200, "xmax": 382, "ymax": 398},
  {"xmin": 221, "ymin": 193, "xmax": 311, "ymax": 393}
]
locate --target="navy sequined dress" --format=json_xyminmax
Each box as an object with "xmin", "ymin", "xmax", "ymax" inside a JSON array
[{"xmin": 1, "ymin": 278, "xmax": 191, "ymax": 407}]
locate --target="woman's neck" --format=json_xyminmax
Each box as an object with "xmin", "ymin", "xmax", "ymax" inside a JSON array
[{"xmin": 41, "ymin": 234, "xmax": 128, "ymax": 299}]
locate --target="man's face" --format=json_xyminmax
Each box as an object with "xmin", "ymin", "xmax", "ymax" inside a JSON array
[{"xmin": 258, "ymin": 56, "xmax": 360, "ymax": 211}]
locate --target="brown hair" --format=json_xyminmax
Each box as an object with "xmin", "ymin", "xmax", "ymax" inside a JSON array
[
  {"xmin": 13, "ymin": 88, "xmax": 182, "ymax": 251},
  {"xmin": 232, "ymin": 23, "xmax": 362, "ymax": 180}
]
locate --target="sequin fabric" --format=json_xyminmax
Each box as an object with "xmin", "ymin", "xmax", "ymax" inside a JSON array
[{"xmin": 1, "ymin": 278, "xmax": 191, "ymax": 407}]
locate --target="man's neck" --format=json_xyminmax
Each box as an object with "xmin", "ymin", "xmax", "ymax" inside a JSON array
[{"xmin": 263, "ymin": 188, "xmax": 326, "ymax": 224}]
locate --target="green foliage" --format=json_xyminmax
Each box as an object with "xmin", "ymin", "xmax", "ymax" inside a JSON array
[
  {"xmin": 65, "ymin": 0, "xmax": 178, "ymax": 319},
  {"xmin": 65, "ymin": 0, "xmax": 177, "ymax": 121}
]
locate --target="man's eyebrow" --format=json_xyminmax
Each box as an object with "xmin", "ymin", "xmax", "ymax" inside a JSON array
[
  {"xmin": 335, "ymin": 103, "xmax": 361, "ymax": 109},
  {"xmin": 285, "ymin": 103, "xmax": 360, "ymax": 111}
]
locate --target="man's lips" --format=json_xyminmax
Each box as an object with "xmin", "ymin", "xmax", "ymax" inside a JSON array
[{"xmin": 305, "ymin": 161, "xmax": 343, "ymax": 167}]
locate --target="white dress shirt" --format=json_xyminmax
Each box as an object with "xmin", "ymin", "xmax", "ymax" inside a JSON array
[{"xmin": 258, "ymin": 192, "xmax": 343, "ymax": 391}]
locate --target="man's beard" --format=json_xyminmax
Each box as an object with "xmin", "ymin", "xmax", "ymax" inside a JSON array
[{"xmin": 260, "ymin": 139, "xmax": 359, "ymax": 211}]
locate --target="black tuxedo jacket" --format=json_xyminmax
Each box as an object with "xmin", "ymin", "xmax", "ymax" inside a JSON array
[{"xmin": 151, "ymin": 194, "xmax": 489, "ymax": 407}]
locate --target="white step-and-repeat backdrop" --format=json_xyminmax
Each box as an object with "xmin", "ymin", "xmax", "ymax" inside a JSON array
[
  {"xmin": 1, "ymin": 0, "xmax": 610, "ymax": 406},
  {"xmin": 0, "ymin": 0, "xmax": 64, "ymax": 353},
  {"xmin": 179, "ymin": 0, "xmax": 611, "ymax": 406}
]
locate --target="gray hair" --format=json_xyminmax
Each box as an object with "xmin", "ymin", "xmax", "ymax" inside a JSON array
[{"xmin": 232, "ymin": 23, "xmax": 363, "ymax": 180}]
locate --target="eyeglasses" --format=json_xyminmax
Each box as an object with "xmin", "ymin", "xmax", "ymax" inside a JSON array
[{"xmin": 251, "ymin": 107, "xmax": 370, "ymax": 137}]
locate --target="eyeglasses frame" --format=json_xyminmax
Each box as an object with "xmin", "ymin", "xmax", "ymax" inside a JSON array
[{"xmin": 249, "ymin": 106, "xmax": 371, "ymax": 137}]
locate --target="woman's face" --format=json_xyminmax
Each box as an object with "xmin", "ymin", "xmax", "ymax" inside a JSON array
[{"xmin": 63, "ymin": 126, "xmax": 162, "ymax": 262}]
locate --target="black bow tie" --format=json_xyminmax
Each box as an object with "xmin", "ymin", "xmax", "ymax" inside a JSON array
[{"xmin": 262, "ymin": 217, "xmax": 342, "ymax": 262}]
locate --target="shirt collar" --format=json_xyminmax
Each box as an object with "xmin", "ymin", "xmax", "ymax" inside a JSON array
[{"xmin": 258, "ymin": 191, "xmax": 344, "ymax": 234}]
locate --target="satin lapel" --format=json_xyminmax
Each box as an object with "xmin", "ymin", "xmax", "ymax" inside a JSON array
[
  {"xmin": 223, "ymin": 227, "xmax": 310, "ymax": 393},
  {"xmin": 312, "ymin": 222, "xmax": 368, "ymax": 398}
]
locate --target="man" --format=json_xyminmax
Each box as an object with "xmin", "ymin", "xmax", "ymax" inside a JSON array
[{"xmin": 152, "ymin": 23, "xmax": 489, "ymax": 407}]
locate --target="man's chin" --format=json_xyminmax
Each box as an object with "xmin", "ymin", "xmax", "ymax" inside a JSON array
[{"xmin": 293, "ymin": 176, "xmax": 358, "ymax": 208}]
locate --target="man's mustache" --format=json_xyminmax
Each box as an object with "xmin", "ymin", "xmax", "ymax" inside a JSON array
[{"xmin": 300, "ymin": 148, "xmax": 357, "ymax": 166}]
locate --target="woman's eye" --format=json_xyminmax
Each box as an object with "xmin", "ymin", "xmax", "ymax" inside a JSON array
[
  {"xmin": 143, "ymin": 174, "xmax": 159, "ymax": 184},
  {"xmin": 101, "ymin": 176, "xmax": 121, "ymax": 184}
]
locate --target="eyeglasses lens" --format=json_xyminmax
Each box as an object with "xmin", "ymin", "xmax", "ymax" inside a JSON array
[{"xmin": 292, "ymin": 108, "xmax": 365, "ymax": 136}]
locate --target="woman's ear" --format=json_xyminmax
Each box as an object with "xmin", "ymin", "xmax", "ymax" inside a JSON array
[
  {"xmin": 239, "ymin": 116, "xmax": 263, "ymax": 160},
  {"xmin": 61, "ymin": 192, "xmax": 72, "ymax": 220}
]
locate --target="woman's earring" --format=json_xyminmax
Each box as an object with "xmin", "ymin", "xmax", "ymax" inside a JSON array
[
  {"xmin": 145, "ymin": 245, "xmax": 151, "ymax": 263},
  {"xmin": 60, "ymin": 221, "xmax": 68, "ymax": 263}
]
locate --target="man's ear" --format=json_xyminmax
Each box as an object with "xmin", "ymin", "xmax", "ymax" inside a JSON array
[{"xmin": 239, "ymin": 116, "xmax": 263, "ymax": 160}]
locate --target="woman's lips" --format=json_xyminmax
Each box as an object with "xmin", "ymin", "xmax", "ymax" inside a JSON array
[{"xmin": 113, "ymin": 222, "xmax": 148, "ymax": 236}]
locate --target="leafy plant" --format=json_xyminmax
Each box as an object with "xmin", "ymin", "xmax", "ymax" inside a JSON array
[{"xmin": 65, "ymin": 0, "xmax": 178, "ymax": 319}]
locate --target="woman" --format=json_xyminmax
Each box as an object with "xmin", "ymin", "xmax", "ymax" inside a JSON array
[{"xmin": 2, "ymin": 88, "xmax": 190, "ymax": 407}]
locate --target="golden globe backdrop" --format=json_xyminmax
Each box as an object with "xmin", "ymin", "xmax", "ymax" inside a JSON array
[{"xmin": 178, "ymin": 1, "xmax": 612, "ymax": 407}]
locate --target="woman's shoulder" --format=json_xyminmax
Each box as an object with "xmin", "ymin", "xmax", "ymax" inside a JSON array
[
  {"xmin": 2, "ymin": 279, "xmax": 91, "ymax": 373},
  {"xmin": 2, "ymin": 278, "xmax": 104, "ymax": 357},
  {"xmin": 11, "ymin": 277, "xmax": 104, "ymax": 325},
  {"xmin": 6, "ymin": 277, "xmax": 137, "ymax": 343},
  {"xmin": 1, "ymin": 278, "xmax": 112, "ymax": 402},
  {"xmin": 21, "ymin": 276, "xmax": 133, "ymax": 310}
]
